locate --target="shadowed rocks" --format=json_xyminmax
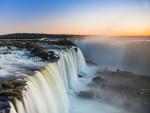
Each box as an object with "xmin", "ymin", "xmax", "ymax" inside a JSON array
[
  {"xmin": 0, "ymin": 79, "xmax": 27, "ymax": 112},
  {"xmin": 78, "ymin": 91, "xmax": 94, "ymax": 99},
  {"xmin": 1, "ymin": 80, "xmax": 26, "ymax": 89},
  {"xmin": 48, "ymin": 39, "xmax": 76, "ymax": 46},
  {"xmin": 0, "ymin": 39, "xmax": 77, "ymax": 62},
  {"xmin": 0, "ymin": 38, "xmax": 78, "ymax": 112},
  {"xmin": 92, "ymin": 76, "xmax": 105, "ymax": 83},
  {"xmin": 0, "ymin": 80, "xmax": 27, "ymax": 100},
  {"xmin": 31, "ymin": 46, "xmax": 59, "ymax": 61}
]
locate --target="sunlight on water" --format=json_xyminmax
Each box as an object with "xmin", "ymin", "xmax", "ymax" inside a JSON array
[
  {"xmin": 9, "ymin": 48, "xmax": 89, "ymax": 113},
  {"xmin": 78, "ymin": 37, "xmax": 150, "ymax": 75},
  {"xmin": 6, "ymin": 47, "xmax": 128, "ymax": 113}
]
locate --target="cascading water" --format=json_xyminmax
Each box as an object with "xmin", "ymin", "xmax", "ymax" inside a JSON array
[{"xmin": 9, "ymin": 47, "xmax": 87, "ymax": 113}]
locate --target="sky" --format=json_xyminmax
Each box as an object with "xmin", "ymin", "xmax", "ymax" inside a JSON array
[{"xmin": 0, "ymin": 0, "xmax": 150, "ymax": 36}]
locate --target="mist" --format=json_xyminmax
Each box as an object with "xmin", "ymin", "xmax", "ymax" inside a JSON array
[{"xmin": 77, "ymin": 36, "xmax": 150, "ymax": 75}]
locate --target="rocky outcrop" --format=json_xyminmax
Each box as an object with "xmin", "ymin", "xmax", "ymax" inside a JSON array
[
  {"xmin": 0, "ymin": 39, "xmax": 77, "ymax": 62},
  {"xmin": 48, "ymin": 39, "xmax": 76, "ymax": 46},
  {"xmin": 0, "ymin": 79, "xmax": 27, "ymax": 112},
  {"xmin": 0, "ymin": 38, "xmax": 78, "ymax": 113}
]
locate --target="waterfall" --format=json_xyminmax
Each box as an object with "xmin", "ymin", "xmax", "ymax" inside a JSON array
[{"xmin": 10, "ymin": 47, "xmax": 87, "ymax": 113}]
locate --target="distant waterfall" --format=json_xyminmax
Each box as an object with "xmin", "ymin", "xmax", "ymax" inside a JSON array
[{"xmin": 10, "ymin": 47, "xmax": 87, "ymax": 113}]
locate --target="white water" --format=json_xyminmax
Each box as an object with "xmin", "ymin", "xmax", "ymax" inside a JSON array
[
  {"xmin": 9, "ymin": 47, "xmax": 128, "ymax": 113},
  {"xmin": 0, "ymin": 47, "xmax": 45, "ymax": 77},
  {"xmin": 9, "ymin": 47, "xmax": 87, "ymax": 113}
]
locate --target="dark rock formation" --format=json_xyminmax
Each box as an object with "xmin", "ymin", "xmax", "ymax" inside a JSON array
[
  {"xmin": 0, "ymin": 79, "xmax": 27, "ymax": 112},
  {"xmin": 0, "ymin": 38, "xmax": 77, "ymax": 61},
  {"xmin": 78, "ymin": 91, "xmax": 94, "ymax": 99},
  {"xmin": 1, "ymin": 80, "xmax": 26, "ymax": 89},
  {"xmin": 92, "ymin": 76, "xmax": 105, "ymax": 83},
  {"xmin": 48, "ymin": 39, "xmax": 76, "ymax": 46},
  {"xmin": 0, "ymin": 38, "xmax": 78, "ymax": 112},
  {"xmin": 78, "ymin": 74, "xmax": 83, "ymax": 78},
  {"xmin": 31, "ymin": 46, "xmax": 59, "ymax": 61}
]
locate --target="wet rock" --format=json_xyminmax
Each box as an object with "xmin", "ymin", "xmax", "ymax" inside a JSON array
[
  {"xmin": 78, "ymin": 74, "xmax": 83, "ymax": 78},
  {"xmin": 0, "ymin": 79, "xmax": 27, "ymax": 106},
  {"xmin": 48, "ymin": 50, "xmax": 55, "ymax": 55},
  {"xmin": 92, "ymin": 76, "xmax": 105, "ymax": 83},
  {"xmin": 1, "ymin": 80, "xmax": 26, "ymax": 89},
  {"xmin": 14, "ymin": 42, "xmax": 25, "ymax": 48},
  {"xmin": 31, "ymin": 47, "xmax": 48, "ymax": 60},
  {"xmin": 48, "ymin": 39, "xmax": 76, "ymax": 46},
  {"xmin": 0, "ymin": 90, "xmax": 21, "ymax": 98},
  {"xmin": 38, "ymin": 51, "xmax": 49, "ymax": 60},
  {"xmin": 31, "ymin": 46, "xmax": 43, "ymax": 54},
  {"xmin": 7, "ymin": 46, "xmax": 11, "ymax": 50},
  {"xmin": 30, "ymin": 46, "xmax": 60, "ymax": 61},
  {"xmin": 74, "ymin": 47, "xmax": 78, "ymax": 52},
  {"xmin": 78, "ymin": 91, "xmax": 94, "ymax": 99},
  {"xmin": 24, "ymin": 42, "xmax": 36, "ymax": 50},
  {"xmin": 0, "ymin": 96, "xmax": 9, "ymax": 102},
  {"xmin": 48, "ymin": 51, "xmax": 60, "ymax": 61},
  {"xmin": 0, "ymin": 101, "xmax": 10, "ymax": 109}
]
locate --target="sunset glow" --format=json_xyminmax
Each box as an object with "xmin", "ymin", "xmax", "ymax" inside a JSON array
[{"xmin": 0, "ymin": 0, "xmax": 150, "ymax": 36}]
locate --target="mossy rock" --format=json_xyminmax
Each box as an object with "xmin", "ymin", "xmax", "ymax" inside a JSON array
[
  {"xmin": 48, "ymin": 39, "xmax": 76, "ymax": 46},
  {"xmin": 1, "ymin": 80, "xmax": 26, "ymax": 89},
  {"xmin": 0, "ymin": 90, "xmax": 21, "ymax": 100},
  {"xmin": 38, "ymin": 51, "xmax": 49, "ymax": 60},
  {"xmin": 31, "ymin": 47, "xmax": 45, "ymax": 55},
  {"xmin": 31, "ymin": 46, "xmax": 59, "ymax": 61},
  {"xmin": 0, "ymin": 79, "xmax": 26, "ymax": 112},
  {"xmin": 24, "ymin": 42, "xmax": 36, "ymax": 50},
  {"xmin": 9, "ymin": 97, "xmax": 18, "ymax": 112}
]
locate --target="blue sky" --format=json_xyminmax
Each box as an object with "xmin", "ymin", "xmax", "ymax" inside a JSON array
[{"xmin": 0, "ymin": 0, "xmax": 150, "ymax": 35}]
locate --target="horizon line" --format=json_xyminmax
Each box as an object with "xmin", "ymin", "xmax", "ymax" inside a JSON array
[{"xmin": 0, "ymin": 32, "xmax": 150, "ymax": 37}]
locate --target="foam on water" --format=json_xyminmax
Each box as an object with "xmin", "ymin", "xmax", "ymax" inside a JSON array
[
  {"xmin": 0, "ymin": 47, "xmax": 46, "ymax": 77},
  {"xmin": 1, "ymin": 46, "xmax": 127, "ymax": 113}
]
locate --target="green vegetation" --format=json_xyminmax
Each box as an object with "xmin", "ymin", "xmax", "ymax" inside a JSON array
[
  {"xmin": 1, "ymin": 80, "xmax": 26, "ymax": 89},
  {"xmin": 0, "ymin": 80, "xmax": 26, "ymax": 112}
]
